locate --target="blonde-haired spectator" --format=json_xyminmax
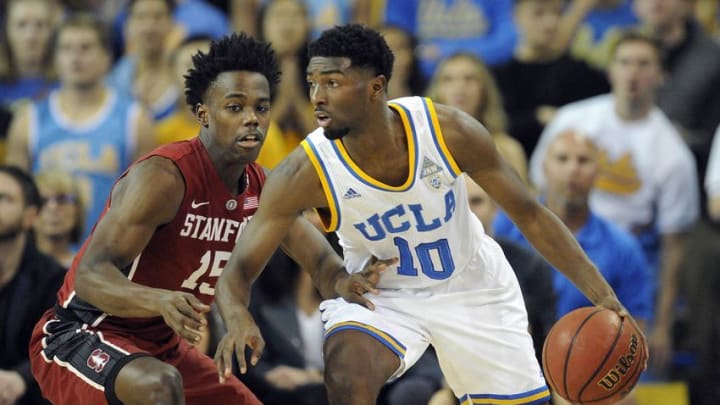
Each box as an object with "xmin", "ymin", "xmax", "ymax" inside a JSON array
[
  {"xmin": 427, "ymin": 53, "xmax": 527, "ymax": 181},
  {"xmin": 34, "ymin": 171, "xmax": 84, "ymax": 268}
]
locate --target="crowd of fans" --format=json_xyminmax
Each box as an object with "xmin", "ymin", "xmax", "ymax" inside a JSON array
[{"xmin": 1, "ymin": 0, "xmax": 719, "ymax": 404}]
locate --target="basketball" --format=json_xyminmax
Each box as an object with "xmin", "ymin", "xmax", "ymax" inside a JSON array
[{"xmin": 542, "ymin": 307, "xmax": 647, "ymax": 405}]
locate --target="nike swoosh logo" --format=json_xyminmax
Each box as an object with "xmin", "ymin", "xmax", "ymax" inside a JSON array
[{"xmin": 191, "ymin": 200, "xmax": 210, "ymax": 209}]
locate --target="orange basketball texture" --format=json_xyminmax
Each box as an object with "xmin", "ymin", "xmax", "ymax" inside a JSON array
[{"xmin": 542, "ymin": 307, "xmax": 647, "ymax": 405}]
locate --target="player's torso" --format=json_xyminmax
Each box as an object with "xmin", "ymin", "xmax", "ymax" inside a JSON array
[
  {"xmin": 130, "ymin": 153, "xmax": 262, "ymax": 303},
  {"xmin": 58, "ymin": 139, "xmax": 264, "ymax": 329},
  {"xmin": 304, "ymin": 97, "xmax": 486, "ymax": 289}
]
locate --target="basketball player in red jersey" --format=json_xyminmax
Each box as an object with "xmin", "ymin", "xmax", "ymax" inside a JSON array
[{"xmin": 27, "ymin": 33, "xmax": 384, "ymax": 405}]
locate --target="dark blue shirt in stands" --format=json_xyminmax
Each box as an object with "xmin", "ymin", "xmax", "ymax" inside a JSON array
[{"xmin": 493, "ymin": 209, "xmax": 654, "ymax": 322}]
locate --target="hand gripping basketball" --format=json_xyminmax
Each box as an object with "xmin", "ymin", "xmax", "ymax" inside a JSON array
[{"xmin": 542, "ymin": 307, "xmax": 649, "ymax": 405}]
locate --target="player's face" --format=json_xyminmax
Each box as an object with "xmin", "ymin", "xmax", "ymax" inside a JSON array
[
  {"xmin": 54, "ymin": 27, "xmax": 110, "ymax": 88},
  {"xmin": 307, "ymin": 56, "xmax": 375, "ymax": 139},
  {"xmin": 199, "ymin": 71, "xmax": 271, "ymax": 163},
  {"xmin": 0, "ymin": 173, "xmax": 32, "ymax": 241},
  {"xmin": 608, "ymin": 41, "xmax": 663, "ymax": 106},
  {"xmin": 513, "ymin": 0, "xmax": 562, "ymax": 49},
  {"xmin": 543, "ymin": 133, "xmax": 598, "ymax": 206},
  {"xmin": 6, "ymin": 0, "xmax": 54, "ymax": 67},
  {"xmin": 433, "ymin": 57, "xmax": 483, "ymax": 117}
]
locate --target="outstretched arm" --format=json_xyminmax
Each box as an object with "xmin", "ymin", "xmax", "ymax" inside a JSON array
[
  {"xmin": 215, "ymin": 148, "xmax": 393, "ymax": 380},
  {"xmin": 437, "ymin": 104, "xmax": 618, "ymax": 307},
  {"xmin": 215, "ymin": 148, "xmax": 328, "ymax": 380},
  {"xmin": 75, "ymin": 157, "xmax": 210, "ymax": 343}
]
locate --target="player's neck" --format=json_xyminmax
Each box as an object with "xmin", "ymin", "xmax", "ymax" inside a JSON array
[
  {"xmin": 0, "ymin": 232, "xmax": 26, "ymax": 289},
  {"xmin": 200, "ymin": 135, "xmax": 249, "ymax": 195},
  {"xmin": 340, "ymin": 106, "xmax": 404, "ymax": 161}
]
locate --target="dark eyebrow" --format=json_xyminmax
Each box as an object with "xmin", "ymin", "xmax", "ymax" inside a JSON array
[
  {"xmin": 223, "ymin": 93, "xmax": 270, "ymax": 103},
  {"xmin": 224, "ymin": 92, "xmax": 247, "ymax": 99},
  {"xmin": 306, "ymin": 69, "xmax": 345, "ymax": 76}
]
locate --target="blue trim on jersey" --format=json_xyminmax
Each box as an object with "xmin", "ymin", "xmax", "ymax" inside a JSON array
[
  {"xmin": 329, "ymin": 103, "xmax": 419, "ymax": 192},
  {"xmin": 459, "ymin": 385, "xmax": 550, "ymax": 404},
  {"xmin": 422, "ymin": 98, "xmax": 460, "ymax": 179},
  {"xmin": 305, "ymin": 138, "xmax": 342, "ymax": 230}
]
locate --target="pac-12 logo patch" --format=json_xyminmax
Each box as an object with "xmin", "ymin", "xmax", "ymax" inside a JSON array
[{"xmin": 87, "ymin": 349, "xmax": 110, "ymax": 373}]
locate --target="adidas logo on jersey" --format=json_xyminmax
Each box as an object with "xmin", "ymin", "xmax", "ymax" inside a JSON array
[
  {"xmin": 420, "ymin": 156, "xmax": 443, "ymax": 179},
  {"xmin": 343, "ymin": 188, "xmax": 361, "ymax": 199}
]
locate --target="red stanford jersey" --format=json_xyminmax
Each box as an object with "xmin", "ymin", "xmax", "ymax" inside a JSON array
[{"xmin": 56, "ymin": 138, "xmax": 265, "ymax": 347}]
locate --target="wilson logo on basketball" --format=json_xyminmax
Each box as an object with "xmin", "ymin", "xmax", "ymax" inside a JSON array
[
  {"xmin": 597, "ymin": 334, "xmax": 639, "ymax": 391},
  {"xmin": 87, "ymin": 349, "xmax": 110, "ymax": 373}
]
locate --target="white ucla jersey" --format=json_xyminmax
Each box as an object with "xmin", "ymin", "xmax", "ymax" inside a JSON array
[{"xmin": 302, "ymin": 97, "xmax": 494, "ymax": 289}]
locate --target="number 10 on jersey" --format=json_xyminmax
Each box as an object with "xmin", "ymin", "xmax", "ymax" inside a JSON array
[{"xmin": 393, "ymin": 237, "xmax": 455, "ymax": 280}]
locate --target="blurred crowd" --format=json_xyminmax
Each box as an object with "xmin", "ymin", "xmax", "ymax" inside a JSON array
[{"xmin": 1, "ymin": 0, "xmax": 719, "ymax": 404}]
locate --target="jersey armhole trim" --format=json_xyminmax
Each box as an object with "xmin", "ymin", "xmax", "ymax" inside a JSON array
[
  {"xmin": 301, "ymin": 139, "xmax": 340, "ymax": 232},
  {"xmin": 423, "ymin": 97, "xmax": 462, "ymax": 177}
]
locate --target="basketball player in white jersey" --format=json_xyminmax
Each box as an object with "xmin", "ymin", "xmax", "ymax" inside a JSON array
[{"xmin": 215, "ymin": 25, "xmax": 646, "ymax": 405}]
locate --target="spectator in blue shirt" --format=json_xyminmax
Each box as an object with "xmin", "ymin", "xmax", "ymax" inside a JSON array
[{"xmin": 494, "ymin": 130, "xmax": 653, "ymax": 325}]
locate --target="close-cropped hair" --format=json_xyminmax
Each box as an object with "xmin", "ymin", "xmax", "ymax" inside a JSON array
[
  {"xmin": 0, "ymin": 165, "xmax": 42, "ymax": 208},
  {"xmin": 307, "ymin": 24, "xmax": 395, "ymax": 83},
  {"xmin": 184, "ymin": 32, "xmax": 281, "ymax": 112},
  {"xmin": 51, "ymin": 13, "xmax": 113, "ymax": 54}
]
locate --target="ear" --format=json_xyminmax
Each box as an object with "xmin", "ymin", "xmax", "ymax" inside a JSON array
[
  {"xmin": 195, "ymin": 103, "xmax": 209, "ymax": 128},
  {"xmin": 370, "ymin": 75, "xmax": 387, "ymax": 99}
]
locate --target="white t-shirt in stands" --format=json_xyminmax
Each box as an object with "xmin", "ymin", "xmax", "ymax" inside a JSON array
[{"xmin": 530, "ymin": 94, "xmax": 699, "ymax": 234}]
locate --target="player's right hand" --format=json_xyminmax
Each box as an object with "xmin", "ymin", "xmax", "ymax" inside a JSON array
[
  {"xmin": 335, "ymin": 256, "xmax": 398, "ymax": 310},
  {"xmin": 154, "ymin": 291, "xmax": 210, "ymax": 344},
  {"xmin": 214, "ymin": 311, "xmax": 265, "ymax": 383}
]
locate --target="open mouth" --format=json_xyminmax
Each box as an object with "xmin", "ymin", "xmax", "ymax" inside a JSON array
[
  {"xmin": 315, "ymin": 111, "xmax": 332, "ymax": 128},
  {"xmin": 236, "ymin": 133, "xmax": 262, "ymax": 148}
]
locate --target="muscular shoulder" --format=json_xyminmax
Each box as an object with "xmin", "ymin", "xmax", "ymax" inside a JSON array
[
  {"xmin": 263, "ymin": 146, "xmax": 328, "ymax": 210},
  {"xmin": 111, "ymin": 156, "xmax": 185, "ymax": 225},
  {"xmin": 432, "ymin": 102, "xmax": 498, "ymax": 174}
]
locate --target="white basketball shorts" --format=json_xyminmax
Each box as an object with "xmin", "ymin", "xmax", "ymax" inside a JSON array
[{"xmin": 320, "ymin": 243, "xmax": 551, "ymax": 405}]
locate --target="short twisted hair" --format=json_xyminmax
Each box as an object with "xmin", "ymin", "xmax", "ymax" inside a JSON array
[
  {"xmin": 184, "ymin": 32, "xmax": 281, "ymax": 111},
  {"xmin": 308, "ymin": 24, "xmax": 394, "ymax": 82}
]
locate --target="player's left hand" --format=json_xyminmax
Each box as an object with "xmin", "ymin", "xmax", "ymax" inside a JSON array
[
  {"xmin": 214, "ymin": 309, "xmax": 265, "ymax": 383},
  {"xmin": 335, "ymin": 256, "xmax": 398, "ymax": 310},
  {"xmin": 596, "ymin": 297, "xmax": 650, "ymax": 371}
]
